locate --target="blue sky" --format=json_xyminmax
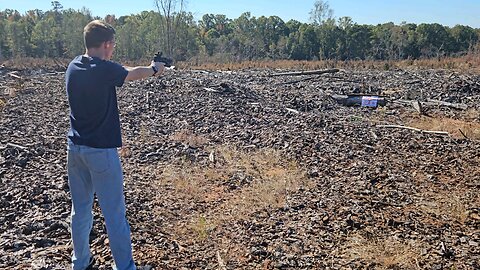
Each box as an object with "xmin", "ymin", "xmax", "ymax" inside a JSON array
[{"xmin": 0, "ymin": 0, "xmax": 479, "ymax": 27}]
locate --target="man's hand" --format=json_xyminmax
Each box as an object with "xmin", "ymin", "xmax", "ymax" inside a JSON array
[
  {"xmin": 150, "ymin": 61, "xmax": 165, "ymax": 77},
  {"xmin": 153, "ymin": 52, "xmax": 174, "ymax": 68},
  {"xmin": 124, "ymin": 52, "xmax": 171, "ymax": 81}
]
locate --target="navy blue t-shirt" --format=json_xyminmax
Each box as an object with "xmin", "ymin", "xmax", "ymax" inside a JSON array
[{"xmin": 66, "ymin": 55, "xmax": 128, "ymax": 148}]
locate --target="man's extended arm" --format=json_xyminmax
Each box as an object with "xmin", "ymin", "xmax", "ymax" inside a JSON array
[{"xmin": 124, "ymin": 62, "xmax": 164, "ymax": 81}]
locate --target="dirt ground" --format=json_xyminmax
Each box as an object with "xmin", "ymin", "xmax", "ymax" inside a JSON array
[{"xmin": 0, "ymin": 66, "xmax": 479, "ymax": 269}]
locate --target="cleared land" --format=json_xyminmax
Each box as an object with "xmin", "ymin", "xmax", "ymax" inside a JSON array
[{"xmin": 0, "ymin": 65, "xmax": 479, "ymax": 269}]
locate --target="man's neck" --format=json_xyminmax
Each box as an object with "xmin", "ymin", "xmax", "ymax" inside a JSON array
[{"xmin": 84, "ymin": 49, "xmax": 105, "ymax": 60}]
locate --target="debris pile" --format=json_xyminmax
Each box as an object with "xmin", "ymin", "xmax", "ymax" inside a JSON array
[{"xmin": 0, "ymin": 67, "xmax": 479, "ymax": 269}]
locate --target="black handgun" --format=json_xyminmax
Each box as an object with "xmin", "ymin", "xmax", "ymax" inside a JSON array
[{"xmin": 153, "ymin": 52, "xmax": 174, "ymax": 68}]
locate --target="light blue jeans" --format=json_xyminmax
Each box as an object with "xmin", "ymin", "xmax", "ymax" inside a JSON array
[{"xmin": 67, "ymin": 141, "xmax": 135, "ymax": 270}]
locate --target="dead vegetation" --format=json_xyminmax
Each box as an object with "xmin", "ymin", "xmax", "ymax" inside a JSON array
[
  {"xmin": 2, "ymin": 53, "xmax": 480, "ymax": 73},
  {"xmin": 416, "ymin": 191, "xmax": 470, "ymax": 225},
  {"xmin": 184, "ymin": 54, "xmax": 480, "ymax": 74},
  {"xmin": 341, "ymin": 233, "xmax": 424, "ymax": 270},
  {"xmin": 170, "ymin": 129, "xmax": 209, "ymax": 148},
  {"xmin": 160, "ymin": 145, "xmax": 309, "ymax": 221},
  {"xmin": 405, "ymin": 113, "xmax": 480, "ymax": 140}
]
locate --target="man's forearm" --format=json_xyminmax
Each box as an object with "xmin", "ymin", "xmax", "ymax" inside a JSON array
[{"xmin": 125, "ymin": 66, "xmax": 155, "ymax": 81}]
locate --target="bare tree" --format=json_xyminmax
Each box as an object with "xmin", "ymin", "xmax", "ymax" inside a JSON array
[
  {"xmin": 154, "ymin": 0, "xmax": 186, "ymax": 56},
  {"xmin": 309, "ymin": 0, "xmax": 333, "ymax": 25}
]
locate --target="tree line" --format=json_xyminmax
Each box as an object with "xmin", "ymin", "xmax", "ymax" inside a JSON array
[{"xmin": 1, "ymin": 2, "xmax": 479, "ymax": 62}]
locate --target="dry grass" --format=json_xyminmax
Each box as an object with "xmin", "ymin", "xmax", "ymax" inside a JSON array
[
  {"xmin": 213, "ymin": 146, "xmax": 309, "ymax": 217},
  {"xmin": 157, "ymin": 146, "xmax": 309, "ymax": 247},
  {"xmin": 413, "ymin": 190, "xmax": 470, "ymax": 225},
  {"xmin": 408, "ymin": 172, "xmax": 475, "ymax": 224},
  {"xmin": 159, "ymin": 145, "xmax": 310, "ymax": 242},
  {"xmin": 170, "ymin": 129, "xmax": 209, "ymax": 148},
  {"xmin": 4, "ymin": 55, "xmax": 480, "ymax": 73},
  {"xmin": 1, "ymin": 57, "xmax": 69, "ymax": 70},
  {"xmin": 118, "ymin": 146, "xmax": 132, "ymax": 158},
  {"xmin": 342, "ymin": 234, "xmax": 423, "ymax": 269},
  {"xmin": 161, "ymin": 164, "xmax": 214, "ymax": 202},
  {"xmin": 183, "ymin": 55, "xmax": 480, "ymax": 73},
  {"xmin": 409, "ymin": 53, "xmax": 480, "ymax": 71},
  {"xmin": 463, "ymin": 108, "xmax": 480, "ymax": 121},
  {"xmin": 5, "ymin": 80, "xmax": 24, "ymax": 98},
  {"xmin": 225, "ymin": 164, "xmax": 305, "ymax": 218},
  {"xmin": 186, "ymin": 59, "xmax": 336, "ymax": 71},
  {"xmin": 406, "ymin": 114, "xmax": 480, "ymax": 140},
  {"xmin": 160, "ymin": 146, "xmax": 308, "ymax": 211},
  {"xmin": 138, "ymin": 124, "xmax": 150, "ymax": 142}
]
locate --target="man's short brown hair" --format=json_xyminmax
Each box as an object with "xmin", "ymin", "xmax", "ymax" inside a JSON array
[{"xmin": 83, "ymin": 20, "xmax": 116, "ymax": 49}]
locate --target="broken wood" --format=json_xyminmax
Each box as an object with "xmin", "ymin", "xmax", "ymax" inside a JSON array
[
  {"xmin": 411, "ymin": 100, "xmax": 423, "ymax": 114},
  {"xmin": 286, "ymin": 108, "xmax": 300, "ymax": 114},
  {"xmin": 458, "ymin": 129, "xmax": 469, "ymax": 140},
  {"xmin": 6, "ymin": 142, "xmax": 28, "ymax": 151},
  {"xmin": 209, "ymin": 151, "xmax": 215, "ymax": 163},
  {"xmin": 275, "ymin": 76, "xmax": 316, "ymax": 86},
  {"xmin": 204, "ymin": 87, "xmax": 220, "ymax": 93},
  {"xmin": 217, "ymin": 251, "xmax": 227, "ymax": 270},
  {"xmin": 268, "ymin": 68, "xmax": 339, "ymax": 77},
  {"xmin": 377, "ymin": 125, "xmax": 449, "ymax": 136},
  {"xmin": 425, "ymin": 99, "xmax": 468, "ymax": 110},
  {"xmin": 395, "ymin": 99, "xmax": 468, "ymax": 110},
  {"xmin": 8, "ymin": 72, "xmax": 21, "ymax": 79},
  {"xmin": 277, "ymin": 75, "xmax": 361, "ymax": 86}
]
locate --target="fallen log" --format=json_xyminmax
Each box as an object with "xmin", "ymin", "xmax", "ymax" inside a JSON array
[
  {"xmin": 275, "ymin": 76, "xmax": 316, "ymax": 86},
  {"xmin": 425, "ymin": 99, "xmax": 468, "ymax": 110},
  {"xmin": 377, "ymin": 125, "xmax": 449, "ymax": 136},
  {"xmin": 268, "ymin": 68, "xmax": 339, "ymax": 77},
  {"xmin": 395, "ymin": 99, "xmax": 468, "ymax": 110}
]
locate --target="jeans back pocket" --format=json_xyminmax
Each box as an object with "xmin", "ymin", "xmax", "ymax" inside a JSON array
[{"xmin": 85, "ymin": 149, "xmax": 110, "ymax": 174}]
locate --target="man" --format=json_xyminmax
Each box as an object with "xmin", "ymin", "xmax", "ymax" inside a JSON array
[{"xmin": 65, "ymin": 20, "xmax": 164, "ymax": 270}]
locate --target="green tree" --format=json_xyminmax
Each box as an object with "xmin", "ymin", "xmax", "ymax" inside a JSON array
[
  {"xmin": 265, "ymin": 16, "xmax": 287, "ymax": 59},
  {"xmin": 62, "ymin": 8, "xmax": 92, "ymax": 57},
  {"xmin": 173, "ymin": 11, "xmax": 199, "ymax": 60},
  {"xmin": 316, "ymin": 19, "xmax": 341, "ymax": 59},
  {"xmin": 398, "ymin": 23, "xmax": 420, "ymax": 59},
  {"xmin": 31, "ymin": 15, "xmax": 59, "ymax": 57},
  {"xmin": 450, "ymin": 25, "xmax": 478, "ymax": 53},
  {"xmin": 370, "ymin": 22, "xmax": 396, "ymax": 59},
  {"xmin": 0, "ymin": 6, "xmax": 478, "ymax": 61},
  {"xmin": 6, "ymin": 19, "xmax": 29, "ymax": 57},
  {"xmin": 416, "ymin": 23, "xmax": 454, "ymax": 57},
  {"xmin": 299, "ymin": 24, "xmax": 319, "ymax": 59},
  {"xmin": 116, "ymin": 14, "xmax": 144, "ymax": 60},
  {"xmin": 345, "ymin": 24, "xmax": 371, "ymax": 59},
  {"xmin": 0, "ymin": 12, "xmax": 6, "ymax": 59}
]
